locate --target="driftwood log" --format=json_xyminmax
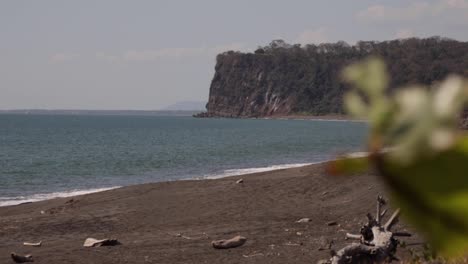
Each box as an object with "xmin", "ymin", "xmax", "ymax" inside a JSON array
[
  {"xmin": 23, "ymin": 241, "xmax": 41, "ymax": 247},
  {"xmin": 212, "ymin": 235, "xmax": 247, "ymax": 249},
  {"xmin": 327, "ymin": 196, "xmax": 411, "ymax": 264}
]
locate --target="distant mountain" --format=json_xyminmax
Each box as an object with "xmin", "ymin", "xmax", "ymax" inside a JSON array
[
  {"xmin": 162, "ymin": 101, "xmax": 206, "ymax": 111},
  {"xmin": 0, "ymin": 109, "xmax": 200, "ymax": 116}
]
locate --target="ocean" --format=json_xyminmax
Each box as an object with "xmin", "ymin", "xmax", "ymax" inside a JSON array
[{"xmin": 0, "ymin": 114, "xmax": 367, "ymax": 206}]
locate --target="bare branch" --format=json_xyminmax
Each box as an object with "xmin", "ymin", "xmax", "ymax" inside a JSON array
[
  {"xmin": 393, "ymin": 232, "xmax": 412, "ymax": 237},
  {"xmin": 380, "ymin": 208, "xmax": 388, "ymax": 219},
  {"xmin": 345, "ymin": 233, "xmax": 362, "ymax": 240},
  {"xmin": 366, "ymin": 213, "xmax": 374, "ymax": 224},
  {"xmin": 384, "ymin": 208, "xmax": 400, "ymax": 231},
  {"xmin": 327, "ymin": 197, "xmax": 409, "ymax": 264},
  {"xmin": 376, "ymin": 195, "xmax": 386, "ymax": 224}
]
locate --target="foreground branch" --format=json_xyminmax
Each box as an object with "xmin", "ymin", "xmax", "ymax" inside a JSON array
[{"xmin": 322, "ymin": 196, "xmax": 411, "ymax": 264}]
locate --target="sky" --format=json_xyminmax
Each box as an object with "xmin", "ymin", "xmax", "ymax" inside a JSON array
[{"xmin": 1, "ymin": 0, "xmax": 467, "ymax": 110}]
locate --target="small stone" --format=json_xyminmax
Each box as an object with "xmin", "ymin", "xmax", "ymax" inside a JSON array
[
  {"xmin": 296, "ymin": 218, "xmax": 311, "ymax": 223},
  {"xmin": 11, "ymin": 253, "xmax": 33, "ymax": 263},
  {"xmin": 296, "ymin": 232, "xmax": 303, "ymax": 236},
  {"xmin": 212, "ymin": 235, "xmax": 246, "ymax": 249},
  {"xmin": 236, "ymin": 179, "xmax": 244, "ymax": 184},
  {"xmin": 327, "ymin": 221, "xmax": 338, "ymax": 226}
]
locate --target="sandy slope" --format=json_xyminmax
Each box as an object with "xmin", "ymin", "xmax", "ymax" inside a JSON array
[{"xmin": 0, "ymin": 163, "xmax": 421, "ymax": 264}]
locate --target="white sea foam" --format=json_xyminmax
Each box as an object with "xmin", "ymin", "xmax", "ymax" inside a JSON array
[
  {"xmin": 200, "ymin": 162, "xmax": 318, "ymax": 180},
  {"xmin": 0, "ymin": 159, "xmax": 346, "ymax": 207},
  {"xmin": 0, "ymin": 186, "xmax": 120, "ymax": 207}
]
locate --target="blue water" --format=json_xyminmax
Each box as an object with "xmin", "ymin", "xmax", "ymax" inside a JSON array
[{"xmin": 0, "ymin": 114, "xmax": 367, "ymax": 205}]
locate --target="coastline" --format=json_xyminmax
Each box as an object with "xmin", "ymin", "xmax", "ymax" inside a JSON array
[
  {"xmin": 194, "ymin": 112, "xmax": 367, "ymax": 122},
  {"xmin": 0, "ymin": 162, "xmax": 319, "ymax": 207},
  {"xmin": 262, "ymin": 114, "xmax": 357, "ymax": 121},
  {"xmin": 0, "ymin": 162, "xmax": 420, "ymax": 263}
]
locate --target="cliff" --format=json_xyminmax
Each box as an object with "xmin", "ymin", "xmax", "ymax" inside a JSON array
[{"xmin": 200, "ymin": 37, "xmax": 468, "ymax": 118}]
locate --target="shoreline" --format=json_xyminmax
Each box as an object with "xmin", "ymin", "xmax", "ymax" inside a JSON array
[
  {"xmin": 262, "ymin": 114, "xmax": 359, "ymax": 121},
  {"xmin": 194, "ymin": 112, "xmax": 367, "ymax": 122},
  {"xmin": 0, "ymin": 161, "xmax": 327, "ymax": 207}
]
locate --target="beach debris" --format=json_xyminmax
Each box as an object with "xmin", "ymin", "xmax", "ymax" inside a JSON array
[
  {"xmin": 11, "ymin": 252, "xmax": 33, "ymax": 263},
  {"xmin": 23, "ymin": 241, "xmax": 41, "ymax": 247},
  {"xmin": 170, "ymin": 232, "xmax": 208, "ymax": 240},
  {"xmin": 40, "ymin": 211, "xmax": 45, "ymax": 215},
  {"xmin": 236, "ymin": 179, "xmax": 244, "ymax": 184},
  {"xmin": 211, "ymin": 235, "xmax": 246, "ymax": 249},
  {"xmin": 326, "ymin": 221, "xmax": 338, "ymax": 226},
  {"xmin": 83, "ymin": 238, "xmax": 121, "ymax": 247},
  {"xmin": 242, "ymin": 252, "xmax": 264, "ymax": 258},
  {"xmin": 321, "ymin": 195, "xmax": 411, "ymax": 264},
  {"xmin": 296, "ymin": 217, "xmax": 311, "ymax": 223},
  {"xmin": 296, "ymin": 231, "xmax": 303, "ymax": 236},
  {"xmin": 284, "ymin": 242, "xmax": 302, "ymax": 246}
]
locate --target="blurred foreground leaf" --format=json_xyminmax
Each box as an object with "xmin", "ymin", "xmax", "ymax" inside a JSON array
[
  {"xmin": 326, "ymin": 152, "xmax": 370, "ymax": 175},
  {"xmin": 334, "ymin": 57, "xmax": 468, "ymax": 257},
  {"xmin": 380, "ymin": 136, "xmax": 468, "ymax": 256}
]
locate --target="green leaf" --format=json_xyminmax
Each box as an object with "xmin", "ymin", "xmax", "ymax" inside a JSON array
[{"xmin": 380, "ymin": 136, "xmax": 468, "ymax": 257}]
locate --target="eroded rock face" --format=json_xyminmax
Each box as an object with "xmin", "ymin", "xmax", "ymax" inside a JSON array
[
  {"xmin": 202, "ymin": 38, "xmax": 468, "ymax": 119},
  {"xmin": 206, "ymin": 54, "xmax": 295, "ymax": 117}
]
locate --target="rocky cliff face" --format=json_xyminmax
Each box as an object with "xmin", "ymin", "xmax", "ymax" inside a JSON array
[
  {"xmin": 206, "ymin": 53, "xmax": 298, "ymax": 117},
  {"xmin": 202, "ymin": 38, "xmax": 468, "ymax": 118}
]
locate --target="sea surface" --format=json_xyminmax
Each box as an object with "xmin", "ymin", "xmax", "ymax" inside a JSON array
[{"xmin": 0, "ymin": 114, "xmax": 367, "ymax": 206}]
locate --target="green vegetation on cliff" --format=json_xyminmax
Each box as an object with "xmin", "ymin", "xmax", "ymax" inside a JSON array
[{"xmin": 204, "ymin": 37, "xmax": 468, "ymax": 117}]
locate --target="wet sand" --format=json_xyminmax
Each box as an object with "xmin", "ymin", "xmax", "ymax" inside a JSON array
[{"xmin": 0, "ymin": 162, "xmax": 421, "ymax": 263}]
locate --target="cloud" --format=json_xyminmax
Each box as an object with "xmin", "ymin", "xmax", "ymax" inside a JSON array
[
  {"xmin": 356, "ymin": 0, "xmax": 468, "ymax": 22},
  {"xmin": 295, "ymin": 28, "xmax": 328, "ymax": 45},
  {"xmin": 96, "ymin": 43, "xmax": 248, "ymax": 62},
  {"xmin": 443, "ymin": 0, "xmax": 468, "ymax": 8},
  {"xmin": 95, "ymin": 52, "xmax": 120, "ymax": 63},
  {"xmin": 50, "ymin": 53, "xmax": 80, "ymax": 62},
  {"xmin": 395, "ymin": 29, "xmax": 415, "ymax": 39},
  {"xmin": 356, "ymin": 2, "xmax": 430, "ymax": 21},
  {"xmin": 122, "ymin": 47, "xmax": 205, "ymax": 61}
]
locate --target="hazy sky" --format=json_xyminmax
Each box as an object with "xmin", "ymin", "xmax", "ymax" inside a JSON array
[{"xmin": 1, "ymin": 0, "xmax": 467, "ymax": 110}]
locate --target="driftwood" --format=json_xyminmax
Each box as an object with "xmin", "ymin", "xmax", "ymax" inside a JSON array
[
  {"xmin": 11, "ymin": 253, "xmax": 33, "ymax": 263},
  {"xmin": 325, "ymin": 196, "xmax": 411, "ymax": 264},
  {"xmin": 212, "ymin": 235, "xmax": 246, "ymax": 249},
  {"xmin": 23, "ymin": 241, "xmax": 41, "ymax": 247},
  {"xmin": 83, "ymin": 238, "xmax": 120, "ymax": 247}
]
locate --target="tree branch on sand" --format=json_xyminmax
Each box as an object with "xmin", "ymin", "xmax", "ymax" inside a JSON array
[{"xmin": 323, "ymin": 196, "xmax": 411, "ymax": 264}]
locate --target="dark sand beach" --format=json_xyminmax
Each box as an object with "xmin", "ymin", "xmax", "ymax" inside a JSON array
[{"xmin": 0, "ymin": 163, "xmax": 421, "ymax": 263}]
